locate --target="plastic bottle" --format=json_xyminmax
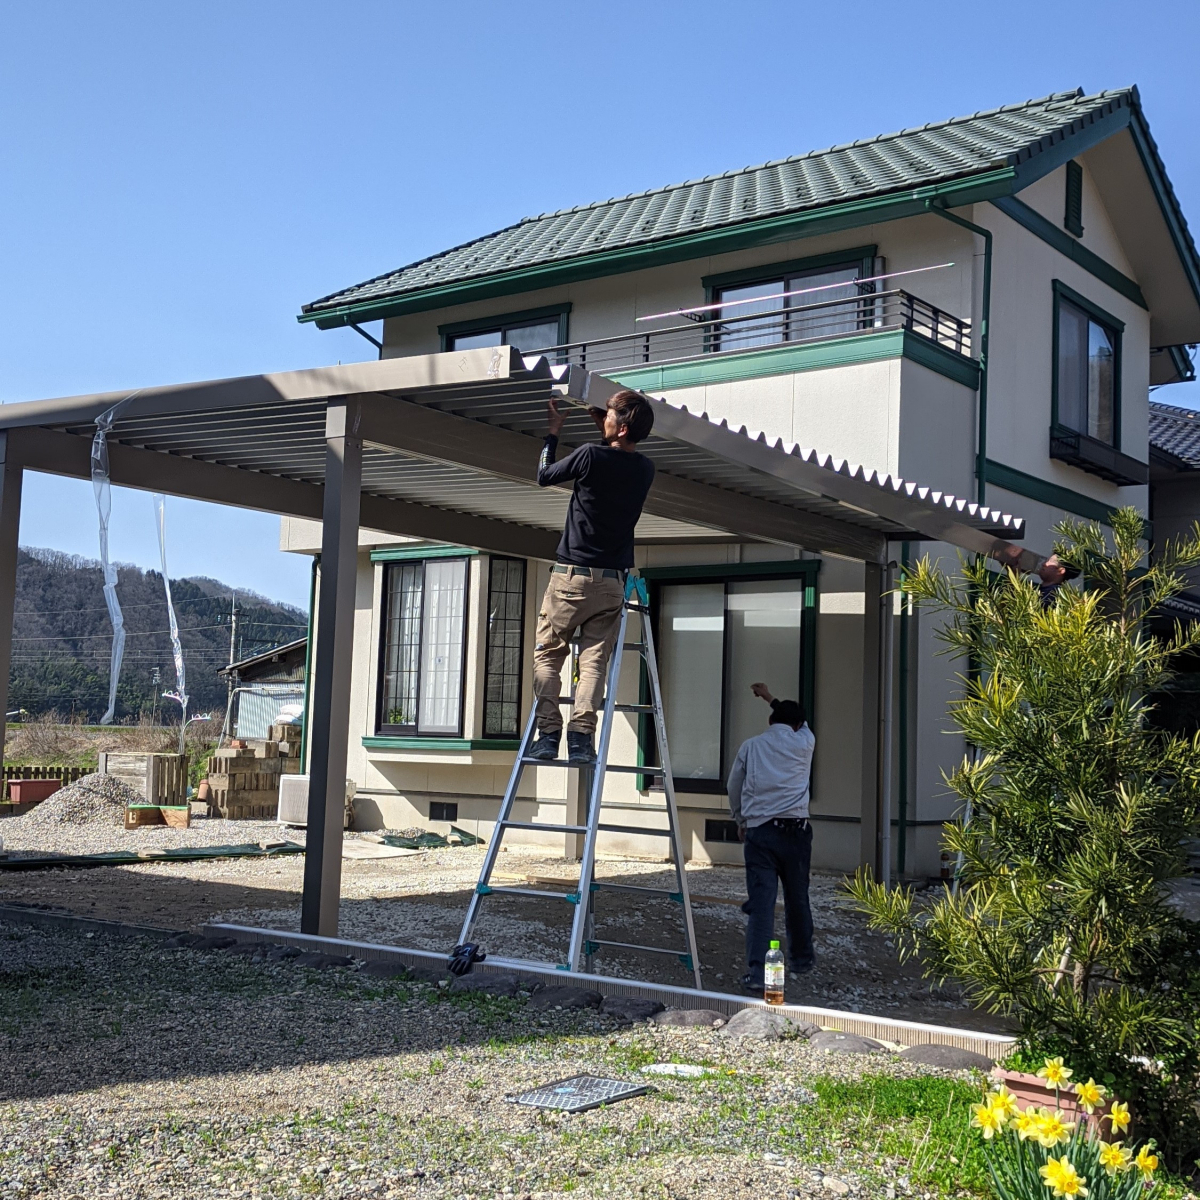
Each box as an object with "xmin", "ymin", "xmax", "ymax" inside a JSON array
[{"xmin": 764, "ymin": 940, "xmax": 785, "ymax": 1005}]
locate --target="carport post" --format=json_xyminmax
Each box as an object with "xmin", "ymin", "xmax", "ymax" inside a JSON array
[
  {"xmin": 859, "ymin": 562, "xmax": 883, "ymax": 875},
  {"xmin": 0, "ymin": 432, "xmax": 22, "ymax": 768},
  {"xmin": 301, "ymin": 401, "xmax": 362, "ymax": 937}
]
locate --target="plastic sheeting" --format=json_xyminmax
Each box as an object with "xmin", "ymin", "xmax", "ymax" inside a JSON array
[{"xmin": 153, "ymin": 494, "xmax": 188, "ymax": 734}]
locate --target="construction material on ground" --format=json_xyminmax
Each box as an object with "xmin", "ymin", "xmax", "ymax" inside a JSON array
[
  {"xmin": 275, "ymin": 773, "xmax": 354, "ymax": 826},
  {"xmin": 341, "ymin": 840, "xmax": 420, "ymax": 860},
  {"xmin": 507, "ymin": 1074, "xmax": 650, "ymax": 1113},
  {"xmin": 98, "ymin": 752, "xmax": 188, "ymax": 805},
  {"xmin": 375, "ymin": 826, "xmax": 483, "ymax": 850},
  {"xmin": 209, "ymin": 733, "xmax": 305, "ymax": 820},
  {"xmin": 0, "ymin": 840, "xmax": 304, "ymax": 872},
  {"xmin": 459, "ymin": 575, "xmax": 702, "ymax": 986},
  {"xmin": 19, "ymin": 772, "xmax": 140, "ymax": 825},
  {"xmin": 124, "ymin": 804, "xmax": 191, "ymax": 830}
]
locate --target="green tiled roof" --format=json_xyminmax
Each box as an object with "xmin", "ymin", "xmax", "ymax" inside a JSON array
[{"xmin": 301, "ymin": 87, "xmax": 1190, "ymax": 328}]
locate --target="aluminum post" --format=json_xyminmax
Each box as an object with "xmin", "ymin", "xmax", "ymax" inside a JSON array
[
  {"xmin": 301, "ymin": 401, "xmax": 362, "ymax": 937},
  {"xmin": 0, "ymin": 433, "xmax": 23, "ymax": 768},
  {"xmin": 859, "ymin": 562, "xmax": 883, "ymax": 873},
  {"xmin": 878, "ymin": 558, "xmax": 897, "ymax": 887}
]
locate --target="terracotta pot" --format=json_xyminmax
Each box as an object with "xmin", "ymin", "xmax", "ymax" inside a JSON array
[
  {"xmin": 197, "ymin": 780, "xmax": 211, "ymax": 802},
  {"xmin": 991, "ymin": 1067, "xmax": 1111, "ymax": 1135}
]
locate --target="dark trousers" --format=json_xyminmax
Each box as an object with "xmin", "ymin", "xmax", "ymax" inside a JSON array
[{"xmin": 742, "ymin": 819, "xmax": 814, "ymax": 984}]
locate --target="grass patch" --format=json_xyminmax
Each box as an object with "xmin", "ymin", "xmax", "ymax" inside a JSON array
[{"xmin": 810, "ymin": 1073, "xmax": 988, "ymax": 1195}]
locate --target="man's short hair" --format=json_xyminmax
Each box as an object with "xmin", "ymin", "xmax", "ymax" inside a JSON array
[
  {"xmin": 1060, "ymin": 564, "xmax": 1082, "ymax": 582},
  {"xmin": 769, "ymin": 699, "xmax": 806, "ymax": 728},
  {"xmin": 607, "ymin": 390, "xmax": 655, "ymax": 443}
]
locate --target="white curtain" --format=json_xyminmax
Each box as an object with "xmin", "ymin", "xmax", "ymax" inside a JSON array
[{"xmin": 418, "ymin": 559, "xmax": 467, "ymax": 734}]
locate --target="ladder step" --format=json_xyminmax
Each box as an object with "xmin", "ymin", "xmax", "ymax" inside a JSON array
[
  {"xmin": 625, "ymin": 602, "xmax": 650, "ymax": 614},
  {"xmin": 596, "ymin": 822, "xmax": 673, "ymax": 838},
  {"xmin": 500, "ymin": 820, "xmax": 588, "ymax": 834},
  {"xmin": 603, "ymin": 764, "xmax": 664, "ymax": 775},
  {"xmin": 615, "ymin": 703, "xmax": 655, "ymax": 713},
  {"xmin": 592, "ymin": 881, "xmax": 683, "ymax": 901},
  {"xmin": 479, "ymin": 884, "xmax": 579, "ymax": 902},
  {"xmin": 519, "ymin": 758, "xmax": 663, "ymax": 774},
  {"xmin": 587, "ymin": 939, "xmax": 689, "ymax": 958},
  {"xmin": 623, "ymin": 642, "xmax": 646, "ymax": 651}
]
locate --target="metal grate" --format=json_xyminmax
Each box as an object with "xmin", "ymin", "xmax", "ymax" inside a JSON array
[{"xmin": 508, "ymin": 1074, "xmax": 650, "ymax": 1114}]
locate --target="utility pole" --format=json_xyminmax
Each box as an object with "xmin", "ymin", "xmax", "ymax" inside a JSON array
[{"xmin": 151, "ymin": 667, "xmax": 161, "ymax": 726}]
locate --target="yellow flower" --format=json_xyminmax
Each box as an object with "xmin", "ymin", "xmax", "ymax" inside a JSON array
[
  {"xmin": 1038, "ymin": 1056, "xmax": 1074, "ymax": 1088},
  {"xmin": 971, "ymin": 1102, "xmax": 1004, "ymax": 1139},
  {"xmin": 1105, "ymin": 1100, "xmax": 1131, "ymax": 1134},
  {"xmin": 1097, "ymin": 1142, "xmax": 1132, "ymax": 1176},
  {"xmin": 1014, "ymin": 1106, "xmax": 1044, "ymax": 1140},
  {"xmin": 1133, "ymin": 1145, "xmax": 1159, "ymax": 1178},
  {"xmin": 1073, "ymin": 1078, "xmax": 1106, "ymax": 1115},
  {"xmin": 989, "ymin": 1084, "xmax": 1021, "ymax": 1120},
  {"xmin": 1039, "ymin": 1156, "xmax": 1088, "ymax": 1197},
  {"xmin": 1035, "ymin": 1109, "xmax": 1076, "ymax": 1149}
]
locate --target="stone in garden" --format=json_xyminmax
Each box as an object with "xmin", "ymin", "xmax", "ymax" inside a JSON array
[
  {"xmin": 223, "ymin": 942, "xmax": 267, "ymax": 957},
  {"xmin": 404, "ymin": 963, "xmax": 449, "ymax": 984},
  {"xmin": 601, "ymin": 996, "xmax": 664, "ymax": 1023},
  {"xmin": 293, "ymin": 951, "xmax": 354, "ymax": 970},
  {"xmin": 191, "ymin": 935, "xmax": 238, "ymax": 951},
  {"xmin": 264, "ymin": 945, "xmax": 301, "ymax": 961},
  {"xmin": 652, "ymin": 1007, "xmax": 728, "ymax": 1027},
  {"xmin": 720, "ymin": 1007, "xmax": 819, "ymax": 1040},
  {"xmin": 822, "ymin": 1177, "xmax": 851, "ymax": 1195},
  {"xmin": 808, "ymin": 1030, "xmax": 886, "ymax": 1055},
  {"xmin": 360, "ymin": 959, "xmax": 409, "ymax": 978},
  {"xmin": 163, "ymin": 932, "xmax": 204, "ymax": 949},
  {"xmin": 449, "ymin": 972, "xmax": 520, "ymax": 997},
  {"xmin": 527, "ymin": 985, "xmax": 602, "ymax": 1011},
  {"xmin": 898, "ymin": 1042, "xmax": 994, "ymax": 1070}
]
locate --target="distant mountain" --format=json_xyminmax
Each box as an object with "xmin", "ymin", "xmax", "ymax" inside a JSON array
[{"xmin": 9, "ymin": 547, "xmax": 308, "ymax": 723}]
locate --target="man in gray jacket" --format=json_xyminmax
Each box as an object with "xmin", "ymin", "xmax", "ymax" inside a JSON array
[{"xmin": 727, "ymin": 682, "xmax": 816, "ymax": 996}]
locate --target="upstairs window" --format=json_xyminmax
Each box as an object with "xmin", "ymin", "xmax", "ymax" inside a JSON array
[
  {"xmin": 1054, "ymin": 284, "xmax": 1121, "ymax": 448},
  {"xmin": 442, "ymin": 306, "xmax": 570, "ymax": 359},
  {"xmin": 378, "ymin": 557, "xmax": 469, "ymax": 736}
]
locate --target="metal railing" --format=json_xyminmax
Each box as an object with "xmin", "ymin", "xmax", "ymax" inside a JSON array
[{"xmin": 529, "ymin": 289, "xmax": 972, "ymax": 376}]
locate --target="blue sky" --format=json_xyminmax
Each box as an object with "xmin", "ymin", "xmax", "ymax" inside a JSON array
[{"xmin": 3, "ymin": 0, "xmax": 1198, "ymax": 608}]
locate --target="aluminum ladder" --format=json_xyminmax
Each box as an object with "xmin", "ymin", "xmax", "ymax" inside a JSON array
[{"xmin": 456, "ymin": 574, "xmax": 702, "ymax": 988}]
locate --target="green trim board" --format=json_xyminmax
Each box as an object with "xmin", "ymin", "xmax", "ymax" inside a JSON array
[
  {"xmin": 369, "ymin": 546, "xmax": 479, "ymax": 563},
  {"xmin": 1051, "ymin": 278, "xmax": 1124, "ymax": 452},
  {"xmin": 982, "ymin": 459, "xmax": 1129, "ymax": 525},
  {"xmin": 437, "ymin": 303, "xmax": 571, "ymax": 351},
  {"xmin": 700, "ymin": 245, "xmax": 877, "ymax": 292},
  {"xmin": 301, "ymin": 168, "xmax": 1019, "ymax": 327},
  {"xmin": 609, "ymin": 328, "xmax": 980, "ymax": 393},
  {"xmin": 990, "ymin": 195, "xmax": 1147, "ymax": 310},
  {"xmin": 362, "ymin": 736, "xmax": 521, "ymax": 751}
]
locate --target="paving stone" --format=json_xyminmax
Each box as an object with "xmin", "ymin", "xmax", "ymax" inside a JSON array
[
  {"xmin": 293, "ymin": 951, "xmax": 354, "ymax": 970},
  {"xmin": 449, "ymin": 972, "xmax": 520, "ymax": 998},
  {"xmin": 720, "ymin": 1007, "xmax": 819, "ymax": 1040},
  {"xmin": 528, "ymin": 985, "xmax": 602, "ymax": 1011},
  {"xmin": 601, "ymin": 995, "xmax": 664, "ymax": 1023},
  {"xmin": 898, "ymin": 1042, "xmax": 995, "ymax": 1070},
  {"xmin": 808, "ymin": 1030, "xmax": 887, "ymax": 1055},
  {"xmin": 359, "ymin": 959, "xmax": 410, "ymax": 979},
  {"xmin": 652, "ymin": 1007, "xmax": 728, "ymax": 1027}
]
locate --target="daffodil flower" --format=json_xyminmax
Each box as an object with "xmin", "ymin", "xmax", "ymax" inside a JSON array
[
  {"xmin": 1072, "ymin": 1078, "xmax": 1105, "ymax": 1114},
  {"xmin": 1133, "ymin": 1145, "xmax": 1159, "ymax": 1178},
  {"xmin": 1097, "ymin": 1141, "xmax": 1132, "ymax": 1176},
  {"xmin": 1014, "ymin": 1106, "xmax": 1043, "ymax": 1140},
  {"xmin": 989, "ymin": 1084, "xmax": 1021, "ymax": 1120},
  {"xmin": 970, "ymin": 1102, "xmax": 1004, "ymax": 1139},
  {"xmin": 1105, "ymin": 1100, "xmax": 1131, "ymax": 1134},
  {"xmin": 1035, "ymin": 1110, "xmax": 1076, "ymax": 1149},
  {"xmin": 1039, "ymin": 1155, "xmax": 1088, "ymax": 1197},
  {"xmin": 1037, "ymin": 1056, "xmax": 1074, "ymax": 1088}
]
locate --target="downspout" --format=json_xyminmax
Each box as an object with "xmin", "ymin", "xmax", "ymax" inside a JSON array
[
  {"xmin": 925, "ymin": 201, "xmax": 992, "ymax": 506},
  {"xmin": 897, "ymin": 541, "xmax": 911, "ymax": 878},
  {"xmin": 299, "ymin": 555, "xmax": 319, "ymax": 771}
]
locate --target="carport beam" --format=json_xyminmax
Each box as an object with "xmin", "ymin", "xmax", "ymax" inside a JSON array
[
  {"xmin": 301, "ymin": 401, "xmax": 363, "ymax": 936},
  {"xmin": 0, "ymin": 433, "xmax": 22, "ymax": 768}
]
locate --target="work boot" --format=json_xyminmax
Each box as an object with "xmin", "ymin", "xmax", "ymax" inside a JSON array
[
  {"xmin": 567, "ymin": 731, "xmax": 596, "ymax": 765},
  {"xmin": 527, "ymin": 730, "xmax": 561, "ymax": 761}
]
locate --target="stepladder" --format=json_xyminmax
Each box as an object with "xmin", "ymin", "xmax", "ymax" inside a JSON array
[{"xmin": 456, "ymin": 573, "xmax": 703, "ymax": 988}]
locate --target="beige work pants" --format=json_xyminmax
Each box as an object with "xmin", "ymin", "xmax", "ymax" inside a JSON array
[{"xmin": 532, "ymin": 569, "xmax": 625, "ymax": 735}]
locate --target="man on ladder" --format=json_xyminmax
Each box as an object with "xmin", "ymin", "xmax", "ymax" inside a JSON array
[{"xmin": 528, "ymin": 389, "xmax": 657, "ymax": 766}]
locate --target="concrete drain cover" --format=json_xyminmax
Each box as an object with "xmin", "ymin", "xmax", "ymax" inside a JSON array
[{"xmin": 509, "ymin": 1074, "xmax": 649, "ymax": 1113}]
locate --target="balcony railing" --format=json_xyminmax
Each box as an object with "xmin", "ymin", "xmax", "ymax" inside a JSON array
[{"xmin": 529, "ymin": 289, "xmax": 973, "ymax": 377}]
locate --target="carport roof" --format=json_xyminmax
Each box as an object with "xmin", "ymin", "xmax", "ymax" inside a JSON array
[{"xmin": 0, "ymin": 346, "xmax": 1028, "ymax": 566}]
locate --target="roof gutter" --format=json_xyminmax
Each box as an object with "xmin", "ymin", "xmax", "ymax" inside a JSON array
[
  {"xmin": 926, "ymin": 201, "xmax": 992, "ymax": 506},
  {"xmin": 299, "ymin": 167, "xmax": 1019, "ymax": 330}
]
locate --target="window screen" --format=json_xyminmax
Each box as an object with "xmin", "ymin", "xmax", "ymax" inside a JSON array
[{"xmin": 484, "ymin": 557, "xmax": 526, "ymax": 736}]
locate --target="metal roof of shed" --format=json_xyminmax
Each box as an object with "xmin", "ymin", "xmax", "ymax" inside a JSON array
[{"xmin": 0, "ymin": 346, "xmax": 1028, "ymax": 566}]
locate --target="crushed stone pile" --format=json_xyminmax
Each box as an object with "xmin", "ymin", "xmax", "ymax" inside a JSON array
[{"xmin": 20, "ymin": 773, "xmax": 140, "ymax": 825}]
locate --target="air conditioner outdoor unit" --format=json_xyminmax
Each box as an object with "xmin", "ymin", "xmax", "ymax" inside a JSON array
[{"xmin": 277, "ymin": 774, "xmax": 356, "ymax": 828}]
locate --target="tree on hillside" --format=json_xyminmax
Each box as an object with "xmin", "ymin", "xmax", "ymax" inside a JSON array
[{"xmin": 851, "ymin": 509, "xmax": 1200, "ymax": 1174}]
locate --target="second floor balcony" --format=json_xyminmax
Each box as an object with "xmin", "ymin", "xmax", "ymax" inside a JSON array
[{"xmin": 529, "ymin": 289, "xmax": 974, "ymax": 382}]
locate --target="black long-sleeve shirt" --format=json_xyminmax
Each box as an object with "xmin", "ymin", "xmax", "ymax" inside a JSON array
[{"xmin": 537, "ymin": 435, "xmax": 655, "ymax": 569}]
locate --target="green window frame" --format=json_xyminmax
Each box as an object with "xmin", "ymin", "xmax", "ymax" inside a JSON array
[
  {"xmin": 1051, "ymin": 279, "xmax": 1123, "ymax": 451},
  {"xmin": 482, "ymin": 556, "xmax": 527, "ymax": 738},
  {"xmin": 639, "ymin": 561, "xmax": 819, "ymax": 794},
  {"xmin": 438, "ymin": 303, "xmax": 571, "ymax": 357}
]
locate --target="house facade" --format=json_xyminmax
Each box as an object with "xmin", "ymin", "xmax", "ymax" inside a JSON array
[{"xmin": 285, "ymin": 88, "xmax": 1200, "ymax": 877}]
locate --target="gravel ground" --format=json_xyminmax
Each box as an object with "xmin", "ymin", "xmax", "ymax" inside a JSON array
[
  {"xmin": 0, "ymin": 918, "xmax": 988, "ymax": 1200},
  {"xmin": 18, "ymin": 774, "xmax": 140, "ymax": 826}
]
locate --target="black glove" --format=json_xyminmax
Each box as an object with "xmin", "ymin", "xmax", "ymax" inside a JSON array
[{"xmin": 447, "ymin": 942, "xmax": 486, "ymax": 976}]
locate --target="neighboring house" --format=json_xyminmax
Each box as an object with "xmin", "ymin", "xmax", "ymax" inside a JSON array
[
  {"xmin": 218, "ymin": 637, "xmax": 307, "ymax": 740},
  {"xmin": 285, "ymin": 87, "xmax": 1200, "ymax": 877}
]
